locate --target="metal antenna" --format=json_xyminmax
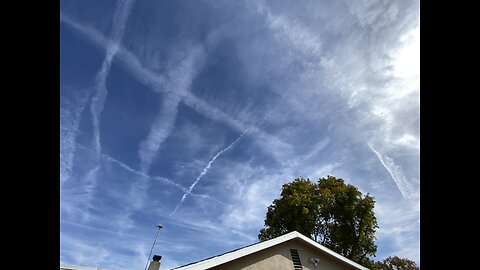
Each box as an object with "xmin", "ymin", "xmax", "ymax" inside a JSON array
[{"xmin": 144, "ymin": 224, "xmax": 164, "ymax": 270}]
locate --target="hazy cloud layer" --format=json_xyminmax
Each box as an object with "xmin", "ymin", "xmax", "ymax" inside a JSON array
[{"xmin": 60, "ymin": 0, "xmax": 419, "ymax": 269}]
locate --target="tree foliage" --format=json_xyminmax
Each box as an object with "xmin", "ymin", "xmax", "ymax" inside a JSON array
[
  {"xmin": 259, "ymin": 176, "xmax": 379, "ymax": 268},
  {"xmin": 259, "ymin": 178, "xmax": 317, "ymax": 240},
  {"xmin": 374, "ymin": 256, "xmax": 420, "ymax": 270}
]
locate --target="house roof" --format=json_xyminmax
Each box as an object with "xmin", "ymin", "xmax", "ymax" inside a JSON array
[{"xmin": 171, "ymin": 231, "xmax": 370, "ymax": 270}]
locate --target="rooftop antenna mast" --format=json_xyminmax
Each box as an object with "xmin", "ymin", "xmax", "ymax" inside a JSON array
[{"xmin": 144, "ymin": 224, "xmax": 164, "ymax": 270}]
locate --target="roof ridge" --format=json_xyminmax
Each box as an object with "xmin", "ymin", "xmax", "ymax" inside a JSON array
[{"xmin": 171, "ymin": 230, "xmax": 369, "ymax": 270}]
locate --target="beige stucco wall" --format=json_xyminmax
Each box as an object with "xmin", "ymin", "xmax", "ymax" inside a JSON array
[{"xmin": 211, "ymin": 239, "xmax": 361, "ymax": 270}]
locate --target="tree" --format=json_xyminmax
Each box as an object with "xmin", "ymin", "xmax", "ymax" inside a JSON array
[
  {"xmin": 374, "ymin": 256, "xmax": 420, "ymax": 270},
  {"xmin": 259, "ymin": 178, "xmax": 317, "ymax": 240},
  {"xmin": 259, "ymin": 176, "xmax": 378, "ymax": 268}
]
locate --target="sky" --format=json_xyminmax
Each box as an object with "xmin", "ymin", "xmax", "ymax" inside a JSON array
[{"xmin": 60, "ymin": 0, "xmax": 420, "ymax": 269}]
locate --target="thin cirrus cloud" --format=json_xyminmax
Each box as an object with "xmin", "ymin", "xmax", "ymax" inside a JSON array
[{"xmin": 60, "ymin": 0, "xmax": 419, "ymax": 269}]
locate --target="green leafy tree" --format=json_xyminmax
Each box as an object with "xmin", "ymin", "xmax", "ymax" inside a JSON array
[
  {"xmin": 259, "ymin": 176, "xmax": 378, "ymax": 268},
  {"xmin": 259, "ymin": 178, "xmax": 317, "ymax": 240},
  {"xmin": 374, "ymin": 256, "xmax": 420, "ymax": 270}
]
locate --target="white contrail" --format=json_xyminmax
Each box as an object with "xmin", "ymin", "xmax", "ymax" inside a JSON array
[
  {"xmin": 60, "ymin": 219, "xmax": 149, "ymax": 241},
  {"xmin": 301, "ymin": 137, "xmax": 330, "ymax": 162},
  {"xmin": 139, "ymin": 94, "xmax": 182, "ymax": 172},
  {"xmin": 138, "ymin": 46, "xmax": 205, "ymax": 173},
  {"xmin": 60, "ymin": 87, "xmax": 91, "ymax": 187},
  {"xmin": 60, "ymin": 13, "xmax": 290, "ymax": 216},
  {"xmin": 246, "ymin": 0, "xmax": 322, "ymax": 59},
  {"xmin": 76, "ymin": 143, "xmax": 189, "ymax": 193},
  {"xmin": 170, "ymin": 132, "xmax": 247, "ymax": 216},
  {"xmin": 368, "ymin": 143, "xmax": 412, "ymax": 198},
  {"xmin": 182, "ymin": 95, "xmax": 293, "ymax": 162},
  {"xmin": 188, "ymin": 193, "xmax": 227, "ymax": 205},
  {"xmin": 76, "ymin": 143, "xmax": 224, "ymax": 211},
  {"xmin": 59, "ymin": 14, "xmax": 292, "ymax": 164},
  {"xmin": 104, "ymin": 151, "xmax": 188, "ymax": 192},
  {"xmin": 77, "ymin": 143, "xmax": 225, "ymax": 206},
  {"xmin": 80, "ymin": 165, "xmax": 101, "ymax": 210},
  {"xmin": 90, "ymin": 0, "xmax": 136, "ymax": 154},
  {"xmin": 81, "ymin": 0, "xmax": 136, "ymax": 210},
  {"xmin": 130, "ymin": 46, "xmax": 206, "ymax": 217}
]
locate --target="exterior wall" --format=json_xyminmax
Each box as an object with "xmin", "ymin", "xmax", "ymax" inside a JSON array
[{"xmin": 211, "ymin": 239, "xmax": 360, "ymax": 270}]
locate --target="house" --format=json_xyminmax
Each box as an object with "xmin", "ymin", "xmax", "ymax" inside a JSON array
[{"xmin": 172, "ymin": 231, "xmax": 369, "ymax": 270}]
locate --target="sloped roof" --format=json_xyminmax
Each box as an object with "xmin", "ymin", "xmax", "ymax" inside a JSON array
[{"xmin": 172, "ymin": 231, "xmax": 369, "ymax": 270}]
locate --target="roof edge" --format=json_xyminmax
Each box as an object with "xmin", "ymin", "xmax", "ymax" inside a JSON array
[
  {"xmin": 172, "ymin": 231, "xmax": 369, "ymax": 270},
  {"xmin": 293, "ymin": 232, "xmax": 370, "ymax": 270}
]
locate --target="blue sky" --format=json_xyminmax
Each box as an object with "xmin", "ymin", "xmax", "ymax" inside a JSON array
[{"xmin": 60, "ymin": 0, "xmax": 420, "ymax": 269}]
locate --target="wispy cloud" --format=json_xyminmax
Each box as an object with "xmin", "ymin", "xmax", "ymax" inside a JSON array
[
  {"xmin": 60, "ymin": 86, "xmax": 92, "ymax": 187},
  {"xmin": 91, "ymin": 0, "xmax": 136, "ymax": 154},
  {"xmin": 217, "ymin": 143, "xmax": 337, "ymax": 234},
  {"xmin": 61, "ymin": 227, "xmax": 153, "ymax": 270},
  {"xmin": 138, "ymin": 94, "xmax": 181, "ymax": 172},
  {"xmin": 248, "ymin": 0, "xmax": 322, "ymax": 60},
  {"xmin": 60, "ymin": 234, "xmax": 111, "ymax": 268},
  {"xmin": 82, "ymin": 0, "xmax": 137, "ymax": 214},
  {"xmin": 368, "ymin": 143, "xmax": 413, "ymax": 199},
  {"xmin": 61, "ymin": 219, "xmax": 150, "ymax": 241},
  {"xmin": 220, "ymin": 166, "xmax": 283, "ymax": 231},
  {"xmin": 61, "ymin": 0, "xmax": 419, "ymax": 267},
  {"xmin": 61, "ymin": 86, "xmax": 97, "ymax": 223},
  {"xmin": 60, "ymin": 13, "xmax": 292, "ymax": 166},
  {"xmin": 122, "ymin": 44, "xmax": 208, "ymax": 226},
  {"xmin": 374, "ymin": 199, "xmax": 420, "ymax": 262},
  {"xmin": 61, "ymin": 3, "xmax": 140, "ymax": 225},
  {"xmin": 170, "ymin": 131, "xmax": 247, "ymax": 216},
  {"xmin": 60, "ymin": 12, "xmax": 165, "ymax": 89},
  {"xmin": 182, "ymin": 95, "xmax": 293, "ymax": 162},
  {"xmin": 138, "ymin": 45, "xmax": 205, "ymax": 173},
  {"xmin": 75, "ymin": 142, "xmax": 222, "ymax": 199}
]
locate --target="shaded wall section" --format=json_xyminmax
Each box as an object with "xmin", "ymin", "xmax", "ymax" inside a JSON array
[{"xmin": 211, "ymin": 239, "xmax": 360, "ymax": 270}]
